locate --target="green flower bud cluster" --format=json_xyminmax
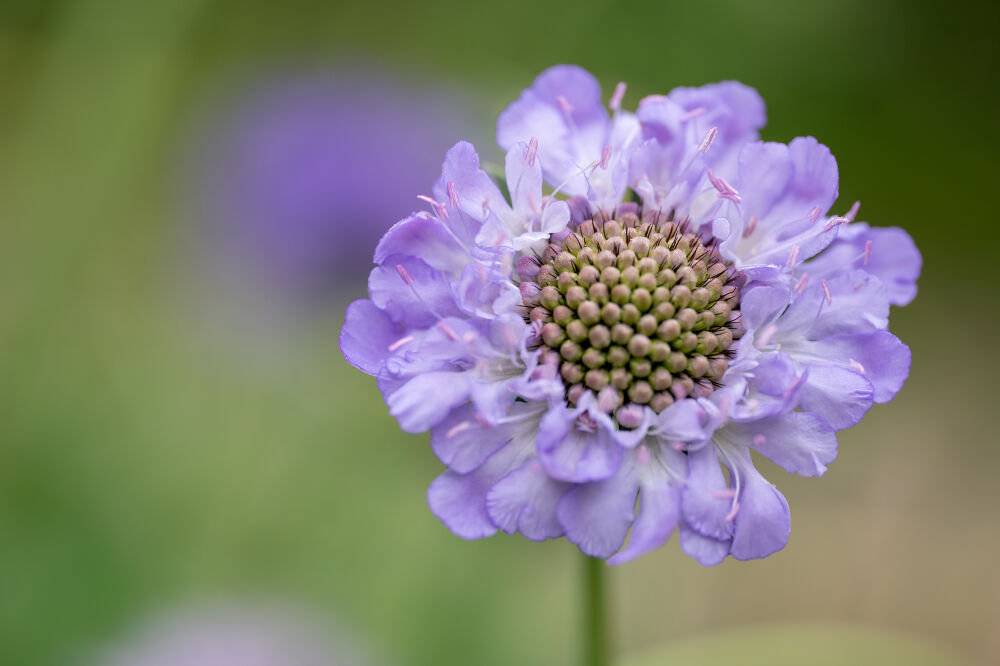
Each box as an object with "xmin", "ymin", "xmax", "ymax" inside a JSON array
[{"xmin": 521, "ymin": 213, "xmax": 742, "ymax": 422}]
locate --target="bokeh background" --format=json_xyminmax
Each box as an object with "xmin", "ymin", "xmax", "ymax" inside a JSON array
[{"xmin": 1, "ymin": 0, "xmax": 998, "ymax": 664}]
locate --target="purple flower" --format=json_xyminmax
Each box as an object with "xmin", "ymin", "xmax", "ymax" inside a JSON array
[
  {"xmin": 341, "ymin": 65, "xmax": 920, "ymax": 565},
  {"xmin": 92, "ymin": 604, "xmax": 372, "ymax": 666},
  {"xmin": 185, "ymin": 65, "xmax": 477, "ymax": 305}
]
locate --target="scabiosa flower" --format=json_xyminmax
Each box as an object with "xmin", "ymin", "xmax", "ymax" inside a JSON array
[
  {"xmin": 183, "ymin": 65, "xmax": 476, "ymax": 307},
  {"xmin": 340, "ymin": 65, "xmax": 920, "ymax": 565},
  {"xmin": 90, "ymin": 603, "xmax": 373, "ymax": 666}
]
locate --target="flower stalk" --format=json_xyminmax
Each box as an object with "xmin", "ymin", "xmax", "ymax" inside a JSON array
[{"xmin": 584, "ymin": 554, "xmax": 609, "ymax": 666}]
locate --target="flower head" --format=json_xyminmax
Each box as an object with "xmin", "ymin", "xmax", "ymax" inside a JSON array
[
  {"xmin": 185, "ymin": 66, "xmax": 475, "ymax": 304},
  {"xmin": 341, "ymin": 65, "xmax": 920, "ymax": 564},
  {"xmin": 92, "ymin": 604, "xmax": 369, "ymax": 666}
]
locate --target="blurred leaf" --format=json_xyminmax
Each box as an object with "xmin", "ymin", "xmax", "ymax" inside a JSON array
[{"xmin": 623, "ymin": 623, "xmax": 974, "ymax": 666}]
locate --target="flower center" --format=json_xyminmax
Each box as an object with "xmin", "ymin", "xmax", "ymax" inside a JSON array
[{"xmin": 519, "ymin": 212, "xmax": 743, "ymax": 423}]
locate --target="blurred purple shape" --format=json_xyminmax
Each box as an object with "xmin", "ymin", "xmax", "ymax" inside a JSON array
[
  {"xmin": 185, "ymin": 64, "xmax": 479, "ymax": 306},
  {"xmin": 93, "ymin": 603, "xmax": 373, "ymax": 666}
]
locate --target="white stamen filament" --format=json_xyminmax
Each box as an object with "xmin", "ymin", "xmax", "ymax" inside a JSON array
[
  {"xmin": 525, "ymin": 136, "xmax": 538, "ymax": 166},
  {"xmin": 388, "ymin": 335, "xmax": 414, "ymax": 352},
  {"xmin": 447, "ymin": 421, "xmax": 473, "ymax": 438},
  {"xmin": 699, "ymin": 126, "xmax": 718, "ymax": 152},
  {"xmin": 785, "ymin": 244, "xmax": 800, "ymax": 268},
  {"xmin": 845, "ymin": 200, "xmax": 861, "ymax": 222},
  {"xmin": 609, "ymin": 82, "xmax": 626, "ymax": 111}
]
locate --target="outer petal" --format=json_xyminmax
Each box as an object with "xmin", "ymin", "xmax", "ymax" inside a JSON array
[
  {"xmin": 791, "ymin": 270, "xmax": 889, "ymax": 339},
  {"xmin": 486, "ymin": 459, "xmax": 571, "ymax": 541},
  {"xmin": 805, "ymin": 223, "xmax": 922, "ymax": 306},
  {"xmin": 454, "ymin": 262, "xmax": 521, "ymax": 319},
  {"xmin": 381, "ymin": 316, "xmax": 477, "ymax": 378},
  {"xmin": 387, "ymin": 371, "xmax": 471, "ymax": 433},
  {"xmin": 608, "ymin": 445, "xmax": 684, "ymax": 564},
  {"xmin": 497, "ymin": 65, "xmax": 609, "ymax": 195},
  {"xmin": 432, "ymin": 141, "xmax": 509, "ymax": 236},
  {"xmin": 657, "ymin": 398, "xmax": 717, "ymax": 442},
  {"xmin": 430, "ymin": 402, "xmax": 520, "ymax": 473},
  {"xmin": 368, "ymin": 256, "xmax": 461, "ymax": 327},
  {"xmin": 725, "ymin": 412, "xmax": 838, "ymax": 477},
  {"xmin": 681, "ymin": 445, "xmax": 735, "ymax": 541},
  {"xmin": 797, "ymin": 365, "xmax": 874, "ymax": 430},
  {"xmin": 722, "ymin": 137, "xmax": 840, "ymax": 270},
  {"xmin": 468, "ymin": 378, "xmax": 518, "ymax": 425},
  {"xmin": 339, "ymin": 299, "xmax": 402, "ymax": 375},
  {"xmin": 679, "ymin": 525, "xmax": 731, "ymax": 567},
  {"xmin": 724, "ymin": 449, "xmax": 791, "ymax": 560},
  {"xmin": 749, "ymin": 352, "xmax": 803, "ymax": 397},
  {"xmin": 740, "ymin": 284, "xmax": 789, "ymax": 330},
  {"xmin": 635, "ymin": 94, "xmax": 686, "ymax": 144},
  {"xmin": 427, "ymin": 441, "xmax": 529, "ymax": 540},
  {"xmin": 669, "ymin": 82, "xmax": 766, "ymax": 178},
  {"xmin": 732, "ymin": 358, "xmax": 808, "ymax": 423},
  {"xmin": 374, "ymin": 213, "xmax": 469, "ymax": 275},
  {"xmin": 736, "ymin": 141, "xmax": 793, "ymax": 223},
  {"xmin": 557, "ymin": 459, "xmax": 638, "ymax": 558},
  {"xmin": 806, "ymin": 331, "xmax": 911, "ymax": 403},
  {"xmin": 536, "ymin": 402, "xmax": 623, "ymax": 483},
  {"xmin": 765, "ymin": 136, "xmax": 839, "ymax": 226}
]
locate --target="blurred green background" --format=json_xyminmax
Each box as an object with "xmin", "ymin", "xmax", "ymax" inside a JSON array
[{"xmin": 1, "ymin": 0, "xmax": 998, "ymax": 664}]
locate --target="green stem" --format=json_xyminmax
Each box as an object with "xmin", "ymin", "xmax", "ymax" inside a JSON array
[{"xmin": 583, "ymin": 554, "xmax": 609, "ymax": 666}]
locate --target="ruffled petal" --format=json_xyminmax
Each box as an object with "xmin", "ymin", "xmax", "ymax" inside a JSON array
[
  {"xmin": 668, "ymin": 81, "xmax": 766, "ymax": 179},
  {"xmin": 720, "ymin": 137, "xmax": 840, "ymax": 270},
  {"xmin": 681, "ymin": 445, "xmax": 735, "ymax": 541},
  {"xmin": 536, "ymin": 402, "xmax": 623, "ymax": 483},
  {"xmin": 726, "ymin": 412, "xmax": 838, "ymax": 477},
  {"xmin": 740, "ymin": 284, "xmax": 789, "ymax": 330},
  {"xmin": 805, "ymin": 223, "xmax": 922, "ymax": 306},
  {"xmin": 608, "ymin": 445, "xmax": 684, "ymax": 564},
  {"xmin": 731, "ymin": 355, "xmax": 807, "ymax": 422},
  {"xmin": 427, "ymin": 440, "xmax": 529, "ymax": 540},
  {"xmin": 657, "ymin": 398, "xmax": 717, "ymax": 442},
  {"xmin": 679, "ymin": 525, "xmax": 731, "ymax": 566},
  {"xmin": 339, "ymin": 299, "xmax": 403, "ymax": 375},
  {"xmin": 387, "ymin": 370, "xmax": 471, "ymax": 433},
  {"xmin": 368, "ymin": 256, "xmax": 461, "ymax": 327},
  {"xmin": 805, "ymin": 331, "xmax": 911, "ymax": 403},
  {"xmin": 798, "ymin": 365, "xmax": 874, "ymax": 430},
  {"xmin": 486, "ymin": 458, "xmax": 571, "ymax": 541},
  {"xmin": 432, "ymin": 141, "xmax": 509, "ymax": 244},
  {"xmin": 540, "ymin": 198, "xmax": 571, "ymax": 234},
  {"xmin": 789, "ymin": 269, "xmax": 889, "ymax": 339},
  {"xmin": 497, "ymin": 65, "xmax": 610, "ymax": 195},
  {"xmin": 765, "ymin": 136, "xmax": 839, "ymax": 227},
  {"xmin": 374, "ymin": 213, "xmax": 469, "ymax": 275},
  {"xmin": 749, "ymin": 352, "xmax": 802, "ymax": 397},
  {"xmin": 454, "ymin": 261, "xmax": 521, "ymax": 319},
  {"xmin": 429, "ymin": 402, "xmax": 521, "ymax": 473},
  {"xmin": 724, "ymin": 449, "xmax": 790, "ymax": 560},
  {"xmin": 468, "ymin": 378, "xmax": 518, "ymax": 425},
  {"xmin": 557, "ymin": 459, "xmax": 638, "ymax": 558},
  {"xmin": 736, "ymin": 140, "xmax": 793, "ymax": 223},
  {"xmin": 475, "ymin": 141, "xmax": 572, "ymax": 251},
  {"xmin": 381, "ymin": 316, "xmax": 477, "ymax": 378}
]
